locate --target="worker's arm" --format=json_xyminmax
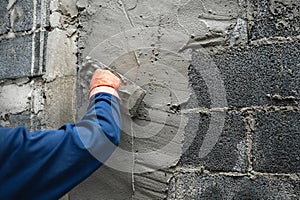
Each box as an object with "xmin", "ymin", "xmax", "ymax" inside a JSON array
[{"xmin": 0, "ymin": 70, "xmax": 121, "ymax": 200}]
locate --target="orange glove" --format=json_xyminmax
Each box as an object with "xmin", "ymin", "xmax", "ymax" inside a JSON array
[{"xmin": 89, "ymin": 69, "xmax": 121, "ymax": 99}]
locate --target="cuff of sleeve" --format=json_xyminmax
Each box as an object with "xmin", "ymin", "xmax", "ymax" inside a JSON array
[{"xmin": 89, "ymin": 86, "xmax": 120, "ymax": 100}]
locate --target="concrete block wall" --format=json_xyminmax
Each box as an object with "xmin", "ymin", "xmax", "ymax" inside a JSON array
[
  {"xmin": 0, "ymin": 0, "xmax": 78, "ymax": 130},
  {"xmin": 174, "ymin": 0, "xmax": 300, "ymax": 198},
  {"xmin": 0, "ymin": 0, "xmax": 299, "ymax": 199}
]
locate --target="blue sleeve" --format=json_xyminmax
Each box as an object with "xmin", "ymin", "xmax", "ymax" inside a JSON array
[{"xmin": 0, "ymin": 93, "xmax": 121, "ymax": 200}]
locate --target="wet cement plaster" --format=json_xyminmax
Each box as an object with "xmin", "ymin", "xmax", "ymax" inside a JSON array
[{"xmin": 72, "ymin": 0, "xmax": 244, "ymax": 199}]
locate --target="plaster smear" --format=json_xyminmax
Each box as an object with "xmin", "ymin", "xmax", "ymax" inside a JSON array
[
  {"xmin": 0, "ymin": 84, "xmax": 31, "ymax": 115},
  {"xmin": 80, "ymin": 0, "xmax": 241, "ymax": 58},
  {"xmin": 74, "ymin": 49, "xmax": 196, "ymax": 199},
  {"xmin": 73, "ymin": 0, "xmax": 241, "ymax": 199}
]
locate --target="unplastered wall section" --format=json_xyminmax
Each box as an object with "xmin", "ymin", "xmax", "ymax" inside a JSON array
[{"xmin": 0, "ymin": 0, "xmax": 77, "ymax": 176}]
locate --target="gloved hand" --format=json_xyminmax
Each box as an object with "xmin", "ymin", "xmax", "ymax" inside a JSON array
[{"xmin": 89, "ymin": 69, "xmax": 121, "ymax": 99}]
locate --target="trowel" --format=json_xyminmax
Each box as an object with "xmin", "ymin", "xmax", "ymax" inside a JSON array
[{"xmin": 77, "ymin": 57, "xmax": 146, "ymax": 118}]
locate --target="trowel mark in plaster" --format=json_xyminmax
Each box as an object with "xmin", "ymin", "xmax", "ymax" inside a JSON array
[
  {"xmin": 177, "ymin": 0, "xmax": 240, "ymax": 49},
  {"xmin": 85, "ymin": 27, "xmax": 192, "ymax": 174},
  {"xmin": 75, "ymin": 2, "xmax": 232, "ymax": 199},
  {"xmin": 119, "ymin": 0, "xmax": 135, "ymax": 27},
  {"xmin": 87, "ymin": 26, "xmax": 227, "ymax": 171}
]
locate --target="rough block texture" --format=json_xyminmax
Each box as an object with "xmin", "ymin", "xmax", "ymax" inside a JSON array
[
  {"xmin": 169, "ymin": 173, "xmax": 300, "ymax": 199},
  {"xmin": 180, "ymin": 112, "xmax": 248, "ymax": 173},
  {"xmin": 207, "ymin": 42, "xmax": 298, "ymax": 108},
  {"xmin": 0, "ymin": 33, "xmax": 48, "ymax": 80},
  {"xmin": 13, "ymin": 0, "xmax": 34, "ymax": 32},
  {"xmin": 9, "ymin": 113, "xmax": 31, "ymax": 128},
  {"xmin": 0, "ymin": 2, "xmax": 9, "ymax": 35},
  {"xmin": 0, "ymin": 35, "xmax": 33, "ymax": 79},
  {"xmin": 253, "ymin": 110, "xmax": 300, "ymax": 173},
  {"xmin": 251, "ymin": 0, "xmax": 300, "ymax": 40}
]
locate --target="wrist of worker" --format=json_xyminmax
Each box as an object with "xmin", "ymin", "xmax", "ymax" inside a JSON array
[{"xmin": 89, "ymin": 86, "xmax": 120, "ymax": 100}]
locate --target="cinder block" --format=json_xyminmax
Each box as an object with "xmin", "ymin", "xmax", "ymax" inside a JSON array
[
  {"xmin": 0, "ymin": 35, "xmax": 32, "ymax": 79},
  {"xmin": 250, "ymin": 0, "xmax": 300, "ymax": 40},
  {"xmin": 0, "ymin": 33, "xmax": 47, "ymax": 80},
  {"xmin": 169, "ymin": 174, "xmax": 299, "ymax": 199},
  {"xmin": 8, "ymin": 113, "xmax": 41, "ymax": 131},
  {"xmin": 0, "ymin": 2, "xmax": 9, "ymax": 34},
  {"xmin": 9, "ymin": 113, "xmax": 31, "ymax": 128},
  {"xmin": 190, "ymin": 42, "xmax": 300, "ymax": 108},
  {"xmin": 252, "ymin": 110, "xmax": 300, "ymax": 173},
  {"xmin": 180, "ymin": 112, "xmax": 248, "ymax": 173}
]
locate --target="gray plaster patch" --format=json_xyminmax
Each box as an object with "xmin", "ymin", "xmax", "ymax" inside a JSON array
[
  {"xmin": 78, "ymin": 0, "xmax": 244, "ymax": 58},
  {"xmin": 75, "ymin": 48, "xmax": 196, "ymax": 173},
  {"xmin": 73, "ymin": 0, "xmax": 235, "ymax": 198},
  {"xmin": 75, "ymin": 22, "xmax": 197, "ymax": 200},
  {"xmin": 178, "ymin": 0, "xmax": 239, "ymax": 48}
]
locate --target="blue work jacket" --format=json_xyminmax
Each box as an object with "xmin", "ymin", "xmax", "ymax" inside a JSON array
[{"xmin": 0, "ymin": 93, "xmax": 121, "ymax": 199}]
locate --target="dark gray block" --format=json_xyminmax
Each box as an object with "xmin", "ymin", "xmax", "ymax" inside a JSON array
[
  {"xmin": 9, "ymin": 113, "xmax": 41, "ymax": 131},
  {"xmin": 0, "ymin": 32, "xmax": 47, "ymax": 80},
  {"xmin": 184, "ymin": 63, "xmax": 211, "ymax": 109},
  {"xmin": 14, "ymin": 0, "xmax": 34, "ymax": 32},
  {"xmin": 0, "ymin": 1, "xmax": 9, "ymax": 35},
  {"xmin": 251, "ymin": 0, "xmax": 300, "ymax": 40},
  {"xmin": 252, "ymin": 110, "xmax": 300, "ymax": 173},
  {"xmin": 190, "ymin": 42, "xmax": 300, "ymax": 108},
  {"xmin": 169, "ymin": 173, "xmax": 300, "ymax": 199},
  {"xmin": 0, "ymin": 35, "xmax": 33, "ymax": 79},
  {"xmin": 9, "ymin": 113, "xmax": 31, "ymax": 128},
  {"xmin": 180, "ymin": 112, "xmax": 248, "ymax": 173}
]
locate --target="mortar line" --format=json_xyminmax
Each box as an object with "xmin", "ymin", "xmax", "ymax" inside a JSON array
[
  {"xmin": 29, "ymin": 80, "xmax": 35, "ymax": 132},
  {"xmin": 31, "ymin": 32, "xmax": 36, "ymax": 76},
  {"xmin": 39, "ymin": 31, "xmax": 45, "ymax": 74},
  {"xmin": 175, "ymin": 167, "xmax": 300, "ymax": 180},
  {"xmin": 181, "ymin": 105, "xmax": 300, "ymax": 114},
  {"xmin": 250, "ymin": 35, "xmax": 300, "ymax": 45},
  {"xmin": 39, "ymin": 0, "xmax": 46, "ymax": 74},
  {"xmin": 131, "ymin": 122, "xmax": 135, "ymax": 195},
  {"xmin": 31, "ymin": 0, "xmax": 37, "ymax": 76},
  {"xmin": 244, "ymin": 114, "xmax": 255, "ymax": 172},
  {"xmin": 0, "ymin": 28, "xmax": 45, "ymax": 41}
]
